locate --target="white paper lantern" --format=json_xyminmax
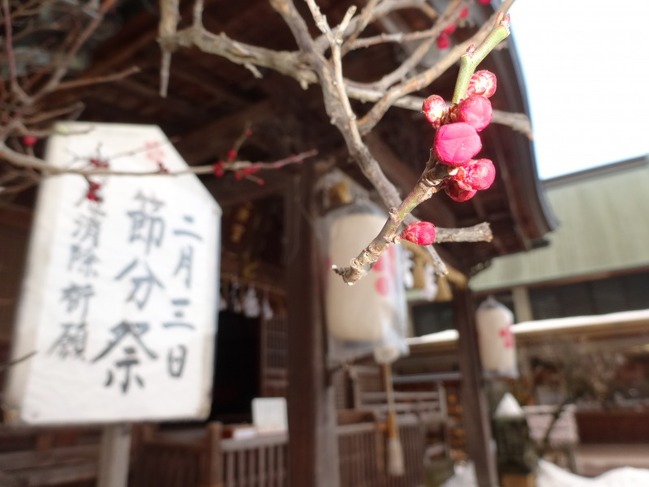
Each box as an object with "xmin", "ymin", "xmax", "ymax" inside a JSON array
[
  {"xmin": 321, "ymin": 201, "xmax": 407, "ymax": 348},
  {"xmin": 476, "ymin": 297, "xmax": 518, "ymax": 378}
]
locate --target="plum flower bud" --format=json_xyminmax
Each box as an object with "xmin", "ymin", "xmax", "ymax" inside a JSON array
[
  {"xmin": 456, "ymin": 95, "xmax": 492, "ymax": 132},
  {"xmin": 443, "ymin": 23, "xmax": 456, "ymax": 35},
  {"xmin": 86, "ymin": 180, "xmax": 103, "ymax": 202},
  {"xmin": 22, "ymin": 135, "xmax": 37, "ymax": 147},
  {"xmin": 401, "ymin": 221, "xmax": 437, "ymax": 246},
  {"xmin": 422, "ymin": 95, "xmax": 447, "ymax": 128},
  {"xmin": 436, "ymin": 33, "xmax": 450, "ymax": 49},
  {"xmin": 445, "ymin": 180, "xmax": 477, "ymax": 202},
  {"xmin": 465, "ymin": 158, "xmax": 496, "ymax": 190},
  {"xmin": 449, "ymin": 159, "xmax": 496, "ymax": 192},
  {"xmin": 213, "ymin": 161, "xmax": 225, "ymax": 177},
  {"xmin": 466, "ymin": 70, "xmax": 497, "ymax": 98},
  {"xmin": 434, "ymin": 122, "xmax": 482, "ymax": 166}
]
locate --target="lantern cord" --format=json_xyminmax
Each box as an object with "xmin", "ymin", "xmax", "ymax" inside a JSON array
[{"xmin": 383, "ymin": 362, "xmax": 405, "ymax": 476}]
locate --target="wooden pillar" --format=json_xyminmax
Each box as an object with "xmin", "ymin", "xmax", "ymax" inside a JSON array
[
  {"xmin": 285, "ymin": 165, "xmax": 340, "ymax": 487},
  {"xmin": 512, "ymin": 285, "xmax": 533, "ymax": 322},
  {"xmin": 204, "ymin": 422, "xmax": 223, "ymax": 487},
  {"xmin": 454, "ymin": 288, "xmax": 498, "ymax": 487}
]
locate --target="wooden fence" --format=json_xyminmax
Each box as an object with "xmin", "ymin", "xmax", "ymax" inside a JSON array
[
  {"xmin": 0, "ymin": 425, "xmax": 101, "ymax": 486},
  {"xmin": 132, "ymin": 415, "xmax": 424, "ymax": 487}
]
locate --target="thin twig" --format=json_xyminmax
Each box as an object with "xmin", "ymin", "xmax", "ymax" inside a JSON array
[
  {"xmin": 348, "ymin": 26, "xmax": 442, "ymax": 51},
  {"xmin": 24, "ymin": 103, "xmax": 85, "ymax": 125},
  {"xmin": 0, "ymin": 141, "xmax": 317, "ymax": 177},
  {"xmin": 371, "ymin": 0, "xmax": 461, "ymax": 92},
  {"xmin": 33, "ymin": 0, "xmax": 119, "ymax": 101},
  {"xmin": 0, "ymin": 351, "xmax": 37, "ymax": 372},
  {"xmin": 2, "ymin": 0, "xmax": 30, "ymax": 103},
  {"xmin": 340, "ymin": 0, "xmax": 380, "ymax": 55},
  {"xmin": 357, "ymin": 0, "xmax": 514, "ymax": 135},
  {"xmin": 312, "ymin": 0, "xmax": 436, "ymax": 53},
  {"xmin": 55, "ymin": 66, "xmax": 141, "ymax": 91}
]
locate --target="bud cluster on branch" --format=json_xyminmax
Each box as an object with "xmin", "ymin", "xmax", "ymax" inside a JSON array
[
  {"xmin": 333, "ymin": 13, "xmax": 511, "ymax": 284},
  {"xmin": 425, "ymin": 69, "xmax": 498, "ymax": 203}
]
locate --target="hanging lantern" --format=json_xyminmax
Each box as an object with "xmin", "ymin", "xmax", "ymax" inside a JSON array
[
  {"xmin": 320, "ymin": 199, "xmax": 408, "ymax": 347},
  {"xmin": 476, "ymin": 297, "xmax": 518, "ymax": 378}
]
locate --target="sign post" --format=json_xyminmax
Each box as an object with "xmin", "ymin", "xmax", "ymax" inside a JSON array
[{"xmin": 97, "ymin": 424, "xmax": 132, "ymax": 487}]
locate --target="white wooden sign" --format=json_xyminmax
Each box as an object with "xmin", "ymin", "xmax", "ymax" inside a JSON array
[
  {"xmin": 4, "ymin": 122, "xmax": 221, "ymax": 424},
  {"xmin": 252, "ymin": 397, "xmax": 287, "ymax": 434}
]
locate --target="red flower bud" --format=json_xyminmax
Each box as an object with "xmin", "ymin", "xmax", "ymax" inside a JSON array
[
  {"xmin": 241, "ymin": 166, "xmax": 260, "ymax": 176},
  {"xmin": 466, "ymin": 70, "xmax": 497, "ymax": 99},
  {"xmin": 465, "ymin": 158, "xmax": 496, "ymax": 190},
  {"xmin": 213, "ymin": 161, "xmax": 225, "ymax": 177},
  {"xmin": 436, "ymin": 34, "xmax": 450, "ymax": 50},
  {"xmin": 226, "ymin": 149, "xmax": 237, "ymax": 161},
  {"xmin": 22, "ymin": 135, "xmax": 37, "ymax": 147},
  {"xmin": 448, "ymin": 158, "xmax": 496, "ymax": 191},
  {"xmin": 88, "ymin": 180, "xmax": 101, "ymax": 192},
  {"xmin": 90, "ymin": 157, "xmax": 109, "ymax": 168},
  {"xmin": 86, "ymin": 180, "xmax": 103, "ymax": 203},
  {"xmin": 449, "ymin": 167, "xmax": 472, "ymax": 191},
  {"xmin": 456, "ymin": 95, "xmax": 492, "ymax": 132},
  {"xmin": 422, "ymin": 95, "xmax": 447, "ymax": 128},
  {"xmin": 445, "ymin": 180, "xmax": 477, "ymax": 202},
  {"xmin": 459, "ymin": 7, "xmax": 469, "ymax": 18},
  {"xmin": 478, "ymin": 0, "xmax": 490, "ymax": 4},
  {"xmin": 443, "ymin": 23, "xmax": 456, "ymax": 35},
  {"xmin": 401, "ymin": 221, "xmax": 437, "ymax": 246},
  {"xmin": 434, "ymin": 122, "xmax": 482, "ymax": 166}
]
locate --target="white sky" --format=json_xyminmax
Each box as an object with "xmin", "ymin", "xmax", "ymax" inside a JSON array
[{"xmin": 507, "ymin": 1, "xmax": 649, "ymax": 179}]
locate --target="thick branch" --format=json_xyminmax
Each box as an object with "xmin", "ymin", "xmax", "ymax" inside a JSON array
[
  {"xmin": 168, "ymin": 26, "xmax": 316, "ymax": 88},
  {"xmin": 334, "ymin": 155, "xmax": 454, "ymax": 284},
  {"xmin": 435, "ymin": 223, "xmax": 492, "ymax": 243}
]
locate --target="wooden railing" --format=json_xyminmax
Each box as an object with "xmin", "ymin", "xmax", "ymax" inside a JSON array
[
  {"xmin": 347, "ymin": 365, "xmax": 450, "ymax": 459},
  {"xmin": 349, "ymin": 365, "xmax": 447, "ymax": 421},
  {"xmin": 0, "ymin": 425, "xmax": 102, "ymax": 486},
  {"xmin": 338, "ymin": 415, "xmax": 425, "ymax": 487},
  {"xmin": 220, "ymin": 432, "xmax": 288, "ymax": 487},
  {"xmin": 132, "ymin": 415, "xmax": 425, "ymax": 487}
]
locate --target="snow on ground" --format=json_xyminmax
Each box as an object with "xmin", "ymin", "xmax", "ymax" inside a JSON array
[{"xmin": 441, "ymin": 460, "xmax": 649, "ymax": 487}]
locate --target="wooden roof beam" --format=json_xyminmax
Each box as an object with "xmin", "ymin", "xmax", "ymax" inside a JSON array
[{"xmin": 175, "ymin": 100, "xmax": 274, "ymax": 165}]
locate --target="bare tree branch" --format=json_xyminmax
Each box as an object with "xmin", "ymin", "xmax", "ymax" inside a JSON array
[{"xmin": 357, "ymin": 0, "xmax": 515, "ymax": 134}]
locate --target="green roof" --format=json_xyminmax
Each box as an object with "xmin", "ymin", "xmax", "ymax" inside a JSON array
[{"xmin": 471, "ymin": 157, "xmax": 649, "ymax": 291}]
